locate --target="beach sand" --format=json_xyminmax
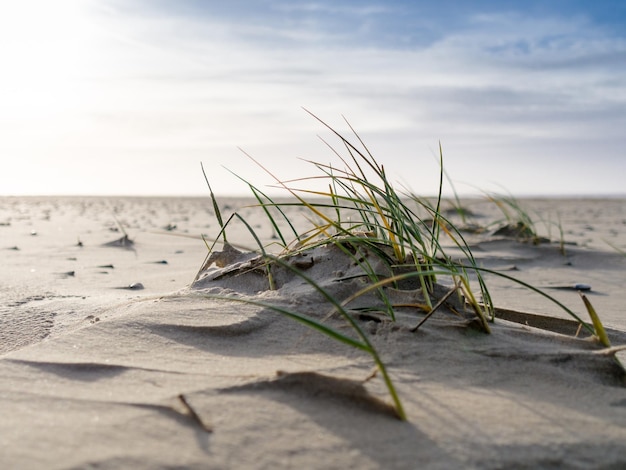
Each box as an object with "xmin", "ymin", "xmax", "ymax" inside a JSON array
[{"xmin": 1, "ymin": 195, "xmax": 625, "ymax": 469}]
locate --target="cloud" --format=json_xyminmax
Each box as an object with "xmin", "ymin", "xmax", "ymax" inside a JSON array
[{"xmin": 1, "ymin": 0, "xmax": 624, "ymax": 196}]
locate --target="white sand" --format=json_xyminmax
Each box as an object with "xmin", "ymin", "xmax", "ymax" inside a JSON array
[{"xmin": 1, "ymin": 196, "xmax": 625, "ymax": 469}]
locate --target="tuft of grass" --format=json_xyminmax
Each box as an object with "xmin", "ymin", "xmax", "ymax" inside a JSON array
[
  {"xmin": 484, "ymin": 194, "xmax": 577, "ymax": 257},
  {"xmin": 486, "ymin": 191, "xmax": 540, "ymax": 243},
  {"xmin": 195, "ymin": 111, "xmax": 606, "ymax": 419}
]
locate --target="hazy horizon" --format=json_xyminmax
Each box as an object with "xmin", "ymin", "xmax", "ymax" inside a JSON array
[{"xmin": 1, "ymin": 1, "xmax": 625, "ymax": 198}]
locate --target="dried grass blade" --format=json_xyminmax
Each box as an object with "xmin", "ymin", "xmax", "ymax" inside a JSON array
[{"xmin": 411, "ymin": 281, "xmax": 460, "ymax": 332}]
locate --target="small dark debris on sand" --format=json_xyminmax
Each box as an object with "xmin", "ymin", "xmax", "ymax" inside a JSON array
[
  {"xmin": 103, "ymin": 235, "xmax": 134, "ymax": 248},
  {"xmin": 56, "ymin": 271, "xmax": 76, "ymax": 278}
]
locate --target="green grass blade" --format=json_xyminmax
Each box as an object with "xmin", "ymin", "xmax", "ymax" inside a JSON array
[
  {"xmin": 431, "ymin": 141, "xmax": 444, "ymax": 257},
  {"xmin": 224, "ymin": 164, "xmax": 301, "ymax": 244},
  {"xmin": 580, "ymin": 293, "xmax": 611, "ymax": 347},
  {"xmin": 201, "ymin": 162, "xmax": 227, "ymax": 243},
  {"xmin": 463, "ymin": 265, "xmax": 594, "ymax": 335}
]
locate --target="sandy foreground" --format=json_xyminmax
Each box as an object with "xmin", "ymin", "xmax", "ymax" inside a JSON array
[{"xmin": 1, "ymin": 195, "xmax": 625, "ymax": 469}]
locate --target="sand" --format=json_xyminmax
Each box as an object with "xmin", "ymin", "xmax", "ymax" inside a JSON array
[{"xmin": 1, "ymin": 195, "xmax": 625, "ymax": 469}]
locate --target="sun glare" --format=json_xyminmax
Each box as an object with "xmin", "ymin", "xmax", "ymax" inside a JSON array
[{"xmin": 0, "ymin": 1, "xmax": 95, "ymax": 122}]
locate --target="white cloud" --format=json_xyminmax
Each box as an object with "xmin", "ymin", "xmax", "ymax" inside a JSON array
[{"xmin": 1, "ymin": 1, "xmax": 624, "ymax": 196}]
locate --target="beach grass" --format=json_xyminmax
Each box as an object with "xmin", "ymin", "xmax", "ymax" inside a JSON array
[
  {"xmin": 483, "ymin": 192, "xmax": 570, "ymax": 255},
  {"xmin": 196, "ymin": 112, "xmax": 606, "ymax": 419},
  {"xmin": 485, "ymin": 191, "xmax": 541, "ymax": 242}
]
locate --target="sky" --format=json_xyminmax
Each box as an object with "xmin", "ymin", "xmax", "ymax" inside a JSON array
[{"xmin": 1, "ymin": 0, "xmax": 625, "ymax": 197}]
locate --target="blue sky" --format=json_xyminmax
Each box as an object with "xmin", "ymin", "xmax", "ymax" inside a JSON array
[{"xmin": 1, "ymin": 0, "xmax": 625, "ymax": 196}]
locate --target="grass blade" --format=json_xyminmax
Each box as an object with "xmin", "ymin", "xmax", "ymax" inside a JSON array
[{"xmin": 580, "ymin": 293, "xmax": 611, "ymax": 347}]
